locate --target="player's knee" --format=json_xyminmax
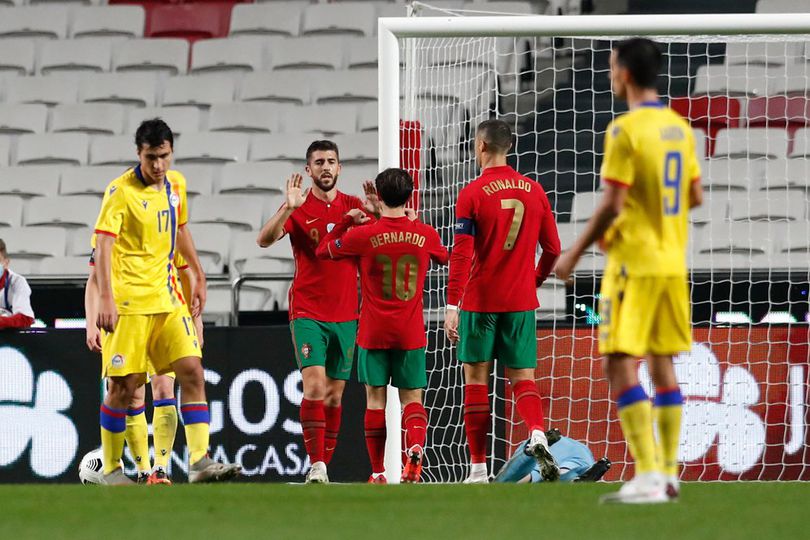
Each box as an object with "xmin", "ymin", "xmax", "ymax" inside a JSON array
[
  {"xmin": 107, "ymin": 377, "xmax": 139, "ymax": 406},
  {"xmin": 151, "ymin": 376, "xmax": 176, "ymax": 400}
]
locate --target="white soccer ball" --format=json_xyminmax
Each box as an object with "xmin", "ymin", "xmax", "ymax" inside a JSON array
[{"xmin": 78, "ymin": 448, "xmax": 123, "ymax": 485}]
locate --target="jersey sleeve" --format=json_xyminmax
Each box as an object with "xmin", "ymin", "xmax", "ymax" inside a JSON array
[
  {"xmin": 174, "ymin": 252, "xmax": 188, "ymax": 270},
  {"xmin": 426, "ymin": 226, "xmax": 449, "ymax": 265},
  {"xmin": 535, "ymin": 189, "xmax": 561, "ymax": 286},
  {"xmin": 9, "ymin": 276, "xmax": 34, "ymax": 319},
  {"xmin": 94, "ymin": 181, "xmax": 125, "ymax": 238},
  {"xmin": 177, "ymin": 175, "xmax": 189, "ymax": 226},
  {"xmin": 600, "ymin": 121, "xmax": 635, "ymax": 188},
  {"xmin": 315, "ymin": 216, "xmax": 367, "ymax": 259},
  {"xmin": 447, "ymin": 187, "xmax": 476, "ymax": 306},
  {"xmin": 686, "ymin": 130, "xmax": 702, "ymax": 182}
]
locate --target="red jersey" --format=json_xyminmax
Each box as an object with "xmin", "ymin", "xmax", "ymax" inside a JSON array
[
  {"xmin": 317, "ymin": 215, "xmax": 448, "ymax": 350},
  {"xmin": 447, "ymin": 165, "xmax": 560, "ymax": 312},
  {"xmin": 284, "ymin": 190, "xmax": 365, "ymax": 322}
]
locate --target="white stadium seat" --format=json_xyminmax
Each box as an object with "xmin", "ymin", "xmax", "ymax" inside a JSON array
[
  {"xmin": 763, "ymin": 158, "xmax": 810, "ymax": 189},
  {"xmin": 230, "ymin": 3, "xmax": 302, "ymax": 37},
  {"xmin": 190, "ymin": 195, "xmax": 264, "ymax": 231},
  {"xmin": 0, "ymin": 6, "xmax": 69, "ymax": 40},
  {"xmin": 0, "ymin": 167, "xmax": 60, "ymax": 198},
  {"xmin": 70, "ymin": 6, "xmax": 145, "ymax": 39},
  {"xmin": 358, "ymin": 102, "xmax": 377, "ymax": 132},
  {"xmin": 269, "ymin": 37, "xmax": 345, "ymax": 70},
  {"xmin": 704, "ymin": 159, "xmax": 765, "ymax": 191},
  {"xmin": 89, "ymin": 135, "xmax": 135, "ymax": 166},
  {"xmin": 24, "ymin": 195, "xmax": 100, "ymax": 229},
  {"xmin": 788, "ymin": 128, "xmax": 810, "ymax": 158},
  {"xmin": 724, "ymin": 42, "xmax": 802, "ymax": 66},
  {"xmin": 346, "ymin": 37, "xmax": 377, "ymax": 69},
  {"xmin": 66, "ymin": 227, "xmax": 93, "ymax": 257},
  {"xmin": 280, "ymin": 104, "xmax": 358, "ymax": 135},
  {"xmin": 555, "ymin": 222, "xmax": 600, "ymax": 254},
  {"xmin": 162, "ymin": 75, "xmax": 236, "ymax": 108},
  {"xmin": 689, "ymin": 250, "xmax": 761, "ymax": 271},
  {"xmin": 713, "ymin": 128, "xmax": 789, "ymax": 159},
  {"xmin": 60, "ymin": 166, "xmax": 122, "ymax": 196},
  {"xmin": 728, "ymin": 192, "xmax": 806, "ymax": 221},
  {"xmin": 190, "ymin": 37, "xmax": 265, "ymax": 75},
  {"xmin": 769, "ymin": 250, "xmax": 810, "ymax": 270},
  {"xmin": 690, "ymin": 192, "xmax": 730, "ymax": 225},
  {"xmin": 693, "ymin": 128, "xmax": 706, "ymax": 159},
  {"xmin": 38, "ymin": 39, "xmax": 113, "ymax": 75},
  {"xmin": 218, "ymin": 161, "xmax": 292, "ymax": 194},
  {"xmin": 174, "ymin": 164, "xmax": 215, "ymax": 197},
  {"xmin": 301, "ymin": 3, "xmax": 375, "ymax": 37},
  {"xmin": 338, "ymin": 163, "xmax": 377, "ymax": 197},
  {"xmin": 50, "ymin": 104, "xmax": 126, "ymax": 136},
  {"xmin": 16, "ymin": 133, "xmax": 89, "ymax": 166},
  {"xmin": 0, "ymin": 196, "xmax": 23, "ymax": 227},
  {"xmin": 5, "ymin": 76, "xmax": 79, "ymax": 106},
  {"xmin": 692, "ymin": 65, "xmax": 778, "ymax": 97},
  {"xmin": 237, "ymin": 257, "xmax": 294, "ymax": 309},
  {"xmin": 699, "ymin": 221, "xmax": 787, "ymax": 254},
  {"xmin": 0, "ymin": 104, "xmax": 48, "ymax": 135},
  {"xmin": 0, "ymin": 136, "xmax": 9, "ymax": 166},
  {"xmin": 260, "ymin": 193, "xmax": 286, "ymax": 222},
  {"xmin": 127, "ymin": 106, "xmax": 202, "ymax": 135},
  {"xmin": 208, "ymin": 103, "xmax": 279, "ymax": 134},
  {"xmin": 756, "ymin": 0, "xmax": 810, "ymax": 13},
  {"xmin": 570, "ymin": 191, "xmax": 601, "ymax": 222},
  {"xmin": 239, "ymin": 71, "xmax": 314, "ymax": 105},
  {"xmin": 36, "ymin": 256, "xmax": 91, "ymax": 276},
  {"xmin": 113, "ymin": 39, "xmax": 189, "ymax": 75},
  {"xmin": 0, "ymin": 226, "xmax": 67, "ymax": 259},
  {"xmin": 249, "ymin": 132, "xmax": 322, "ymax": 163},
  {"xmin": 174, "ymin": 132, "xmax": 250, "ymax": 165},
  {"xmin": 0, "ymin": 39, "xmax": 36, "ymax": 75},
  {"xmin": 187, "ymin": 223, "xmax": 232, "ymax": 274},
  {"xmin": 230, "ymin": 230, "xmax": 293, "ymax": 272},
  {"xmin": 332, "ymin": 132, "xmax": 378, "ymax": 163},
  {"xmin": 312, "ymin": 69, "xmax": 377, "ymax": 104},
  {"xmin": 779, "ymin": 222, "xmax": 810, "ymax": 252},
  {"xmin": 79, "ymin": 73, "xmax": 159, "ymax": 107},
  {"xmin": 536, "ymin": 280, "xmax": 566, "ymax": 320}
]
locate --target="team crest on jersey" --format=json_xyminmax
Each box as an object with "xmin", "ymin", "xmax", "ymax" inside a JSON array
[
  {"xmin": 170, "ymin": 193, "xmax": 180, "ymax": 208},
  {"xmin": 111, "ymin": 354, "xmax": 125, "ymax": 368},
  {"xmin": 301, "ymin": 343, "xmax": 312, "ymax": 359},
  {"xmin": 335, "ymin": 239, "xmax": 342, "ymax": 249},
  {"xmin": 326, "ymin": 223, "xmax": 335, "ymax": 233},
  {"xmin": 141, "ymin": 200, "xmax": 148, "ymax": 209}
]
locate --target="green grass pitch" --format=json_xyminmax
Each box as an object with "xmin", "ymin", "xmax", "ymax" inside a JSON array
[{"xmin": 0, "ymin": 483, "xmax": 805, "ymax": 540}]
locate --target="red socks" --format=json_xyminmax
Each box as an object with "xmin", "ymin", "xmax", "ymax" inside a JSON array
[
  {"xmin": 324, "ymin": 405, "xmax": 342, "ymax": 465},
  {"xmin": 513, "ymin": 379, "xmax": 545, "ymax": 432},
  {"xmin": 464, "ymin": 384, "xmax": 490, "ymax": 464},
  {"xmin": 364, "ymin": 408, "xmax": 387, "ymax": 474},
  {"xmin": 300, "ymin": 399, "xmax": 325, "ymax": 464},
  {"xmin": 402, "ymin": 402, "xmax": 428, "ymax": 450}
]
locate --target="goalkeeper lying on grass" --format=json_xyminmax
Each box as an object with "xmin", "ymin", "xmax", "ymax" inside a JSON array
[{"xmin": 495, "ymin": 428, "xmax": 611, "ymax": 483}]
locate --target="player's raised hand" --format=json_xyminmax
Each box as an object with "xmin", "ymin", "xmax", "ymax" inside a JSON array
[
  {"xmin": 444, "ymin": 309, "xmax": 460, "ymax": 344},
  {"xmin": 97, "ymin": 294, "xmax": 118, "ymax": 333},
  {"xmin": 553, "ymin": 251, "xmax": 578, "ymax": 283},
  {"xmin": 86, "ymin": 324, "xmax": 102, "ymax": 353},
  {"xmin": 346, "ymin": 208, "xmax": 371, "ymax": 225},
  {"xmin": 190, "ymin": 279, "xmax": 206, "ymax": 318},
  {"xmin": 286, "ymin": 173, "xmax": 307, "ymax": 209},
  {"xmin": 362, "ymin": 180, "xmax": 382, "ymax": 215}
]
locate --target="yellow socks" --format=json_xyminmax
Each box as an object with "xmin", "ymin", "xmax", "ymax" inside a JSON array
[
  {"xmin": 152, "ymin": 399, "xmax": 178, "ymax": 469},
  {"xmin": 654, "ymin": 387, "xmax": 684, "ymax": 478},
  {"xmin": 616, "ymin": 385, "xmax": 658, "ymax": 475},
  {"xmin": 125, "ymin": 406, "xmax": 150, "ymax": 473},
  {"xmin": 100, "ymin": 404, "xmax": 127, "ymax": 475},
  {"xmin": 180, "ymin": 402, "xmax": 210, "ymax": 465}
]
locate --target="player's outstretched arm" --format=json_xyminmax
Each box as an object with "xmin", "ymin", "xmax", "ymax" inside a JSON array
[
  {"xmin": 84, "ymin": 266, "xmax": 102, "ymax": 352},
  {"xmin": 257, "ymin": 173, "xmax": 307, "ymax": 247},
  {"xmin": 315, "ymin": 209, "xmax": 369, "ymax": 260},
  {"xmin": 176, "ymin": 225, "xmax": 206, "ymax": 318},
  {"xmin": 535, "ymin": 193, "xmax": 561, "ymax": 288},
  {"xmin": 95, "ymin": 233, "xmax": 118, "ymax": 333},
  {"xmin": 178, "ymin": 266, "xmax": 204, "ymax": 349},
  {"xmin": 689, "ymin": 177, "xmax": 704, "ymax": 209}
]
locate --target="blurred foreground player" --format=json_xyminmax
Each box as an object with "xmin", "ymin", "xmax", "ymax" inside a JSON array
[
  {"xmin": 495, "ymin": 428, "xmax": 611, "ymax": 483},
  {"xmin": 555, "ymin": 38, "xmax": 703, "ymax": 503},
  {"xmin": 257, "ymin": 140, "xmax": 379, "ymax": 483},
  {"xmin": 317, "ymin": 168, "xmax": 448, "ymax": 483},
  {"xmin": 0, "ymin": 238, "xmax": 35, "ymax": 329},
  {"xmin": 444, "ymin": 120, "xmax": 561, "ymax": 483},
  {"xmin": 93, "ymin": 118, "xmax": 239, "ymax": 484}
]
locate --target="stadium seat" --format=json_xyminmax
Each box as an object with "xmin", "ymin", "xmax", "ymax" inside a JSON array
[
  {"xmin": 688, "ymin": 250, "xmax": 761, "ymax": 271},
  {"xmin": 788, "ymin": 127, "xmax": 810, "ymax": 158},
  {"xmin": 128, "ymin": 106, "xmax": 202, "ymax": 136},
  {"xmin": 698, "ymin": 221, "xmax": 787, "ymax": 254},
  {"xmin": 713, "ymin": 128, "xmax": 789, "ymax": 159},
  {"xmin": 668, "ymin": 97, "xmax": 742, "ymax": 149},
  {"xmin": 208, "ymin": 103, "xmax": 280, "ymax": 134},
  {"xmin": 66, "ymin": 227, "xmax": 92, "ymax": 257},
  {"xmin": 0, "ymin": 196, "xmax": 23, "ymax": 227},
  {"xmin": 763, "ymin": 158, "xmax": 810, "ymax": 189},
  {"xmin": 173, "ymin": 164, "xmax": 215, "ymax": 197},
  {"xmin": 16, "ymin": 133, "xmax": 89, "ymax": 166},
  {"xmin": 331, "ymin": 132, "xmax": 378, "ymax": 163},
  {"xmin": 239, "ymin": 71, "xmax": 315, "ymax": 105},
  {"xmin": 692, "ymin": 65, "xmax": 778, "ymax": 97},
  {"xmin": 60, "ymin": 166, "xmax": 122, "ymax": 197},
  {"xmin": 162, "ymin": 75, "xmax": 236, "ymax": 108},
  {"xmin": 186, "ymin": 223, "xmax": 231, "ymax": 274},
  {"xmin": 79, "ymin": 73, "xmax": 159, "ymax": 108},
  {"xmin": 38, "ymin": 39, "xmax": 113, "ymax": 75},
  {"xmin": 704, "ymin": 159, "xmax": 765, "ymax": 191},
  {"xmin": 769, "ymin": 250, "xmax": 810, "ymax": 270},
  {"xmin": 312, "ymin": 69, "xmax": 377, "ymax": 104},
  {"xmin": 113, "ymin": 38, "xmax": 189, "ymax": 75},
  {"xmin": 358, "ymin": 102, "xmax": 377, "ymax": 132},
  {"xmin": 230, "ymin": 230, "xmax": 294, "ymax": 271},
  {"xmin": 249, "ymin": 132, "xmax": 320, "ymax": 163},
  {"xmin": 174, "ymin": 132, "xmax": 249, "ymax": 164},
  {"xmin": 0, "ymin": 6, "xmax": 69, "ymax": 40},
  {"xmin": 0, "ymin": 104, "xmax": 48, "ymax": 135},
  {"xmin": 724, "ymin": 42, "xmax": 802, "ymax": 66},
  {"xmin": 690, "ymin": 192, "xmax": 730, "ymax": 225},
  {"xmin": 218, "ymin": 161, "xmax": 292, "ymax": 194},
  {"xmin": 779, "ymin": 222, "xmax": 810, "ymax": 252},
  {"xmin": 145, "ymin": 3, "xmax": 233, "ymax": 44},
  {"xmin": 70, "ymin": 6, "xmax": 145, "ymax": 39},
  {"xmin": 237, "ymin": 257, "xmax": 294, "ymax": 309},
  {"xmin": 301, "ymin": 3, "xmax": 375, "ymax": 37},
  {"xmin": 190, "ymin": 37, "xmax": 265, "ymax": 75},
  {"xmin": 0, "ymin": 136, "xmax": 9, "ymax": 166},
  {"xmin": 555, "ymin": 222, "xmax": 602, "ymax": 254},
  {"xmin": 755, "ymin": 0, "xmax": 810, "ymax": 12},
  {"xmin": 280, "ymin": 104, "xmax": 358, "ymax": 135},
  {"xmin": 89, "ymin": 135, "xmax": 135, "ymax": 166},
  {"xmin": 24, "ymin": 195, "xmax": 100, "ymax": 229},
  {"xmin": 0, "ymin": 167, "xmax": 60, "ymax": 198},
  {"xmin": 536, "ymin": 279, "xmax": 566, "ymax": 321},
  {"xmin": 346, "ymin": 37, "xmax": 377, "ymax": 69},
  {"xmin": 190, "ymin": 194, "xmax": 264, "ymax": 231},
  {"xmin": 728, "ymin": 192, "xmax": 806, "ymax": 221},
  {"xmin": 570, "ymin": 191, "xmax": 601, "ymax": 222},
  {"xmin": 269, "ymin": 37, "xmax": 346, "ymax": 70},
  {"xmin": 338, "ymin": 163, "xmax": 378, "ymax": 197},
  {"xmin": 35, "ymin": 255, "xmax": 91, "ymax": 276},
  {"xmin": 4, "ymin": 76, "xmax": 79, "ymax": 106},
  {"xmin": 0, "ymin": 39, "xmax": 36, "ymax": 75},
  {"xmin": 230, "ymin": 3, "xmax": 302, "ymax": 37},
  {"xmin": 50, "ymin": 104, "xmax": 126, "ymax": 136},
  {"xmin": 693, "ymin": 128, "xmax": 707, "ymax": 158},
  {"xmin": 0, "ymin": 226, "xmax": 67, "ymax": 259}
]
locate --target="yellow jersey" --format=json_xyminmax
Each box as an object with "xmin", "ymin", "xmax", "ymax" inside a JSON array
[
  {"xmin": 93, "ymin": 166, "xmax": 189, "ymax": 314},
  {"xmin": 599, "ymin": 102, "xmax": 701, "ymax": 277}
]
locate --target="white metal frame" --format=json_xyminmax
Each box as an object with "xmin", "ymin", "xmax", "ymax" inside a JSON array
[{"xmin": 377, "ymin": 12, "xmax": 810, "ymax": 482}]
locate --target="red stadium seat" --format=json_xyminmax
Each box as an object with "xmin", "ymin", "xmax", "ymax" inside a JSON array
[
  {"xmin": 747, "ymin": 96, "xmax": 810, "ymax": 131},
  {"xmin": 670, "ymin": 96, "xmax": 742, "ymax": 156},
  {"xmin": 145, "ymin": 3, "xmax": 234, "ymax": 44}
]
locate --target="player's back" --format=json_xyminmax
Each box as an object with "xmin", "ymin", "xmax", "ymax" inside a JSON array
[
  {"xmin": 458, "ymin": 165, "xmax": 555, "ymax": 312},
  {"xmin": 600, "ymin": 103, "xmax": 701, "ymax": 277}
]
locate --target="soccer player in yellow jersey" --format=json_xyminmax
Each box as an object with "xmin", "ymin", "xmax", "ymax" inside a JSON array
[
  {"xmin": 555, "ymin": 38, "xmax": 703, "ymax": 504},
  {"xmin": 93, "ymin": 119, "xmax": 240, "ymax": 484}
]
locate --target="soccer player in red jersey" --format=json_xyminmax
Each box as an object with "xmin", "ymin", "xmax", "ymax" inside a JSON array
[
  {"xmin": 317, "ymin": 168, "xmax": 448, "ymax": 483},
  {"xmin": 256, "ymin": 140, "xmax": 378, "ymax": 483},
  {"xmin": 445, "ymin": 119, "xmax": 562, "ymax": 483}
]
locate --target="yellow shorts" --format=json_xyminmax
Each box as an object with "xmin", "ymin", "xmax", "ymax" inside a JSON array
[
  {"xmin": 102, "ymin": 307, "xmax": 201, "ymax": 384},
  {"xmin": 598, "ymin": 274, "xmax": 691, "ymax": 357}
]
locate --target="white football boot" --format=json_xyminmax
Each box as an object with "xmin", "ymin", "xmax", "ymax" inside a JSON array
[
  {"xmin": 305, "ymin": 461, "xmax": 329, "ymax": 484},
  {"xmin": 463, "ymin": 463, "xmax": 489, "ymax": 484},
  {"xmin": 600, "ymin": 471, "xmax": 669, "ymax": 504}
]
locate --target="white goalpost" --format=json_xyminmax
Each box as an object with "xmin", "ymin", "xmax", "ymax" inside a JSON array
[{"xmin": 379, "ymin": 13, "xmax": 810, "ymax": 483}]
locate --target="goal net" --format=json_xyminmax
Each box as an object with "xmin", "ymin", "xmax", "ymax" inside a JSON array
[{"xmin": 385, "ymin": 11, "xmax": 810, "ymax": 482}]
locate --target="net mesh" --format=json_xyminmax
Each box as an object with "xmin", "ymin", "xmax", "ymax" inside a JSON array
[{"xmin": 399, "ymin": 15, "xmax": 810, "ymax": 482}]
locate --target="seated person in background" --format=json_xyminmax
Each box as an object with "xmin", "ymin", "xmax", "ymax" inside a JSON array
[
  {"xmin": 495, "ymin": 428, "xmax": 611, "ymax": 483},
  {"xmin": 0, "ymin": 238, "xmax": 35, "ymax": 330}
]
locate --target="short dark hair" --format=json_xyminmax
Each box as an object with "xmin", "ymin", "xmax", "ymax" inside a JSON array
[
  {"xmin": 375, "ymin": 168, "xmax": 413, "ymax": 208},
  {"xmin": 613, "ymin": 38, "xmax": 662, "ymax": 89},
  {"xmin": 135, "ymin": 118, "xmax": 173, "ymax": 150},
  {"xmin": 306, "ymin": 140, "xmax": 340, "ymax": 163},
  {"xmin": 477, "ymin": 119, "xmax": 512, "ymax": 154},
  {"xmin": 0, "ymin": 238, "xmax": 6, "ymax": 259}
]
